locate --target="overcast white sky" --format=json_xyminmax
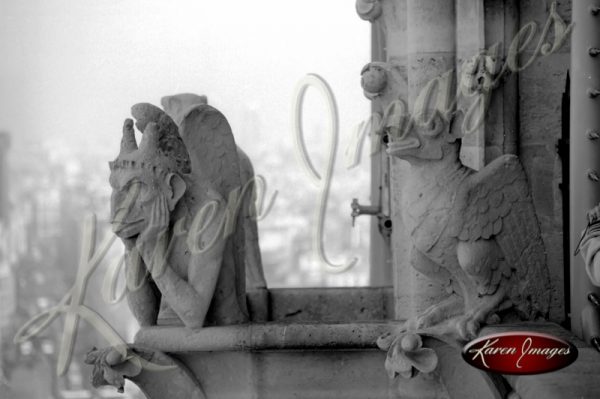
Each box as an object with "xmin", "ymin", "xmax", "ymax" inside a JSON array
[
  {"xmin": 0, "ymin": 0, "xmax": 373, "ymax": 286},
  {"xmin": 0, "ymin": 0, "xmax": 370, "ymax": 157}
]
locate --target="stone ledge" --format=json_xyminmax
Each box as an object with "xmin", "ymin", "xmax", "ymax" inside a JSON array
[
  {"xmin": 134, "ymin": 322, "xmax": 396, "ymax": 352},
  {"xmin": 266, "ymin": 286, "xmax": 394, "ymax": 323}
]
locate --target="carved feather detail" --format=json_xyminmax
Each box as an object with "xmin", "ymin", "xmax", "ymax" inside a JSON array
[
  {"xmin": 177, "ymin": 104, "xmax": 249, "ymax": 316},
  {"xmin": 450, "ymin": 154, "xmax": 550, "ymax": 318}
]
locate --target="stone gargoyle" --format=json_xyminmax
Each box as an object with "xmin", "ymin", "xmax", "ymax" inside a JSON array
[
  {"xmin": 383, "ymin": 108, "xmax": 550, "ymax": 342},
  {"xmin": 109, "ymin": 93, "xmax": 266, "ymax": 329}
]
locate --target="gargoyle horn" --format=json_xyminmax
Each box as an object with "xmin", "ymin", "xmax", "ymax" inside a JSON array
[
  {"xmin": 120, "ymin": 119, "xmax": 138, "ymax": 155},
  {"xmin": 139, "ymin": 122, "xmax": 160, "ymax": 154},
  {"xmin": 131, "ymin": 103, "xmax": 167, "ymax": 133}
]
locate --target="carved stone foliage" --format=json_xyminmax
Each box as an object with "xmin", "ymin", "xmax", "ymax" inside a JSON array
[
  {"xmin": 377, "ymin": 330, "xmax": 507, "ymax": 399},
  {"xmin": 85, "ymin": 346, "xmax": 149, "ymax": 393},
  {"xmin": 384, "ymin": 112, "xmax": 550, "ymax": 341},
  {"xmin": 459, "ymin": 52, "xmax": 504, "ymax": 95},
  {"xmin": 85, "ymin": 346, "xmax": 206, "ymax": 399},
  {"xmin": 361, "ymin": 62, "xmax": 388, "ymax": 99},
  {"xmin": 378, "ymin": 332, "xmax": 437, "ymax": 379},
  {"xmin": 108, "ymin": 94, "xmax": 265, "ymax": 330}
]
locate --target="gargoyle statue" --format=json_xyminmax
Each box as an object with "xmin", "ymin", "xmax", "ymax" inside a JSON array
[
  {"xmin": 386, "ymin": 108, "xmax": 550, "ymax": 341},
  {"xmin": 109, "ymin": 94, "xmax": 265, "ymax": 329}
]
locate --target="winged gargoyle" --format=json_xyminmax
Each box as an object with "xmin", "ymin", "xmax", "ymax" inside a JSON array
[
  {"xmin": 108, "ymin": 94, "xmax": 265, "ymax": 329},
  {"xmin": 383, "ymin": 108, "xmax": 550, "ymax": 341}
]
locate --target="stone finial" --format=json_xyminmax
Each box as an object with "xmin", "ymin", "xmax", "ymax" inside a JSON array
[
  {"xmin": 361, "ymin": 62, "xmax": 388, "ymax": 99},
  {"xmin": 356, "ymin": 0, "xmax": 382, "ymax": 22}
]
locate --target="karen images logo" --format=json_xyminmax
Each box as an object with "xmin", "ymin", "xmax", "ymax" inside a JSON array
[{"xmin": 462, "ymin": 332, "xmax": 578, "ymax": 375}]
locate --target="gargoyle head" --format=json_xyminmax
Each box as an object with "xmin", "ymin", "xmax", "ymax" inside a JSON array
[
  {"xmin": 108, "ymin": 103, "xmax": 190, "ymax": 240},
  {"xmin": 386, "ymin": 105, "xmax": 460, "ymax": 163}
]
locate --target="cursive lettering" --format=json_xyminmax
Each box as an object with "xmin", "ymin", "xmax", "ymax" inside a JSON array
[
  {"xmin": 468, "ymin": 338, "xmax": 514, "ymax": 368},
  {"xmin": 292, "ymin": 73, "xmax": 359, "ymax": 272}
]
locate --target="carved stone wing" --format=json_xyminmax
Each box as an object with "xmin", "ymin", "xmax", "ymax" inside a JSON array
[
  {"xmin": 448, "ymin": 155, "xmax": 525, "ymax": 241},
  {"xmin": 162, "ymin": 94, "xmax": 266, "ymax": 292},
  {"xmin": 449, "ymin": 154, "xmax": 550, "ymax": 318},
  {"xmin": 177, "ymin": 104, "xmax": 243, "ymax": 200}
]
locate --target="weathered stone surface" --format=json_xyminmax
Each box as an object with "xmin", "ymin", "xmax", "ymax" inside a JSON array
[
  {"xmin": 519, "ymin": 0, "xmax": 572, "ymax": 55},
  {"xmin": 135, "ymin": 322, "xmax": 392, "ymax": 352},
  {"xmin": 134, "ymin": 322, "xmax": 505, "ymax": 399},
  {"xmin": 519, "ymin": 54, "xmax": 569, "ymax": 145},
  {"xmin": 542, "ymin": 232, "xmax": 567, "ymax": 322},
  {"xmin": 406, "ymin": 0, "xmax": 455, "ymax": 54},
  {"xmin": 180, "ymin": 349, "xmax": 389, "ymax": 399},
  {"xmin": 268, "ymin": 287, "xmax": 393, "ymax": 323},
  {"xmin": 520, "ymin": 146, "xmax": 566, "ymax": 323}
]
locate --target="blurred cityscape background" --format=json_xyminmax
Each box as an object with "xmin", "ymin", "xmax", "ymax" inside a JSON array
[{"xmin": 0, "ymin": 0, "xmax": 372, "ymax": 398}]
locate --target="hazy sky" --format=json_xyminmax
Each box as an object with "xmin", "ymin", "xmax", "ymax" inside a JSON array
[
  {"xmin": 0, "ymin": 0, "xmax": 370, "ymax": 159},
  {"xmin": 0, "ymin": 0, "xmax": 373, "ymax": 286}
]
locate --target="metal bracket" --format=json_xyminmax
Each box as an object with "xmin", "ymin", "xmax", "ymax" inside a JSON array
[{"xmin": 350, "ymin": 198, "xmax": 392, "ymax": 237}]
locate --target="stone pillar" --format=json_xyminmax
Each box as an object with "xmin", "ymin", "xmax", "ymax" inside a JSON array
[
  {"xmin": 401, "ymin": 0, "xmax": 456, "ymax": 318},
  {"xmin": 457, "ymin": 0, "xmax": 519, "ymax": 169},
  {"xmin": 518, "ymin": 1, "xmax": 571, "ymax": 324},
  {"xmin": 570, "ymin": 0, "xmax": 600, "ymax": 337},
  {"xmin": 456, "ymin": 0, "xmax": 486, "ymax": 171},
  {"xmin": 357, "ymin": 0, "xmax": 406, "ymax": 291},
  {"xmin": 358, "ymin": 0, "xmax": 458, "ymax": 319},
  {"xmin": 357, "ymin": 0, "xmax": 412, "ymax": 318}
]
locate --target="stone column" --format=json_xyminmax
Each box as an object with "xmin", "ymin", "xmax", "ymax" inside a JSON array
[
  {"xmin": 358, "ymin": 0, "xmax": 458, "ymax": 319},
  {"xmin": 570, "ymin": 0, "xmax": 600, "ymax": 337},
  {"xmin": 401, "ymin": 0, "xmax": 456, "ymax": 318},
  {"xmin": 358, "ymin": 0, "xmax": 524, "ymax": 321},
  {"xmin": 457, "ymin": 0, "xmax": 519, "ymax": 169},
  {"xmin": 357, "ymin": 0, "xmax": 413, "ymax": 318}
]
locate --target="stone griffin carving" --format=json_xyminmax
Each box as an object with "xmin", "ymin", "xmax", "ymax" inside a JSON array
[
  {"xmin": 109, "ymin": 93, "xmax": 266, "ymax": 329},
  {"xmin": 386, "ymin": 109, "xmax": 550, "ymax": 342}
]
